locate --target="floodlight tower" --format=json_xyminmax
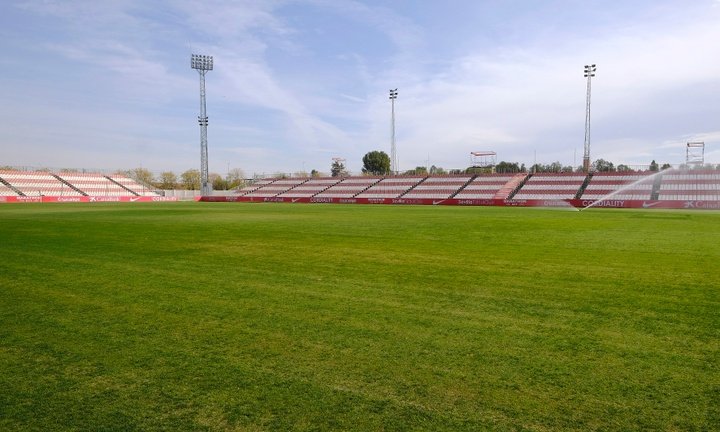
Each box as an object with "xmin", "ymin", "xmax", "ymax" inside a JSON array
[
  {"xmin": 389, "ymin": 89, "xmax": 398, "ymax": 174},
  {"xmin": 191, "ymin": 54, "xmax": 214, "ymax": 196},
  {"xmin": 583, "ymin": 64, "xmax": 596, "ymax": 173}
]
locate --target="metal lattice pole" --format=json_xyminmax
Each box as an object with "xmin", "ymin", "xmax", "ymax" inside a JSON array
[
  {"xmin": 191, "ymin": 54, "xmax": 213, "ymax": 195},
  {"xmin": 583, "ymin": 64, "xmax": 596, "ymax": 173},
  {"xmin": 389, "ymin": 89, "xmax": 398, "ymax": 174}
]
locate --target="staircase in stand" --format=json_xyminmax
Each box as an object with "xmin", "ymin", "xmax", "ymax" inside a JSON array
[
  {"xmin": 650, "ymin": 171, "xmax": 664, "ymax": 200},
  {"xmin": 399, "ymin": 176, "xmax": 428, "ymax": 197},
  {"xmin": 448, "ymin": 175, "xmax": 477, "ymax": 198},
  {"xmin": 575, "ymin": 172, "xmax": 594, "ymax": 199},
  {"xmin": 106, "ymin": 176, "xmax": 140, "ymax": 196},
  {"xmin": 52, "ymin": 174, "xmax": 87, "ymax": 196},
  {"xmin": 494, "ymin": 173, "xmax": 529, "ymax": 199},
  {"xmin": 0, "ymin": 176, "xmax": 25, "ymax": 196}
]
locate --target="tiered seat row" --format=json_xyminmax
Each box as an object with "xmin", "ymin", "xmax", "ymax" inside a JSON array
[
  {"xmin": 108, "ymin": 175, "xmax": 159, "ymax": 196},
  {"xmin": 315, "ymin": 177, "xmax": 381, "ymax": 198},
  {"xmin": 236, "ymin": 178, "xmax": 275, "ymax": 196},
  {"xmin": 403, "ymin": 176, "xmax": 472, "ymax": 199},
  {"xmin": 658, "ymin": 171, "xmax": 720, "ymax": 201},
  {"xmin": 454, "ymin": 175, "xmax": 514, "ymax": 199},
  {"xmin": 0, "ymin": 170, "xmax": 163, "ymax": 197},
  {"xmin": 581, "ymin": 172, "xmax": 654, "ymax": 200},
  {"xmin": 244, "ymin": 178, "xmax": 307, "ymax": 197},
  {"xmin": 514, "ymin": 173, "xmax": 586, "ymax": 200},
  {"xmin": 0, "ymin": 171, "xmax": 83, "ymax": 197},
  {"xmin": 356, "ymin": 177, "xmax": 424, "ymax": 199},
  {"xmin": 0, "ymin": 183, "xmax": 19, "ymax": 196},
  {"xmin": 57, "ymin": 173, "xmax": 129, "ymax": 196},
  {"xmin": 278, "ymin": 178, "xmax": 341, "ymax": 198}
]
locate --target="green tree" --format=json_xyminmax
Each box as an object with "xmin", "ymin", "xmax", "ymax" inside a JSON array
[
  {"xmin": 330, "ymin": 160, "xmax": 348, "ymax": 177},
  {"xmin": 181, "ymin": 169, "xmax": 201, "ymax": 190},
  {"xmin": 593, "ymin": 159, "xmax": 615, "ymax": 172},
  {"xmin": 226, "ymin": 168, "xmax": 246, "ymax": 189},
  {"xmin": 361, "ymin": 151, "xmax": 391, "ymax": 175},
  {"xmin": 660, "ymin": 163, "xmax": 672, "ymax": 170},
  {"xmin": 311, "ymin": 169, "xmax": 320, "ymax": 177},
  {"xmin": 617, "ymin": 164, "xmax": 632, "ymax": 172},
  {"xmin": 158, "ymin": 171, "xmax": 178, "ymax": 189},
  {"xmin": 495, "ymin": 161, "xmax": 521, "ymax": 173},
  {"xmin": 210, "ymin": 173, "xmax": 227, "ymax": 190},
  {"xmin": 127, "ymin": 167, "xmax": 155, "ymax": 187},
  {"xmin": 429, "ymin": 165, "xmax": 446, "ymax": 175},
  {"xmin": 466, "ymin": 166, "xmax": 492, "ymax": 174},
  {"xmin": 413, "ymin": 166, "xmax": 428, "ymax": 175},
  {"xmin": 649, "ymin": 160, "xmax": 659, "ymax": 172}
]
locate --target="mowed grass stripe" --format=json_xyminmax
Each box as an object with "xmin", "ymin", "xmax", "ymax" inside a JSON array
[{"xmin": 1, "ymin": 203, "xmax": 718, "ymax": 431}]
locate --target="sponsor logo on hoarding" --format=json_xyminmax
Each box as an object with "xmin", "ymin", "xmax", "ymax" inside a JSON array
[
  {"xmin": 642, "ymin": 201, "xmax": 660, "ymax": 208},
  {"xmin": 0, "ymin": 196, "xmax": 7, "ymax": 202},
  {"xmin": 542, "ymin": 200, "xmax": 569, "ymax": 207},
  {"xmin": 391, "ymin": 198, "xmax": 423, "ymax": 205},
  {"xmin": 57, "ymin": 197, "xmax": 82, "ymax": 202},
  {"xmin": 130, "ymin": 197, "xmax": 142, "ymax": 202},
  {"xmin": 338, "ymin": 199, "xmax": 356, "ymax": 204},
  {"xmin": 684, "ymin": 200, "xmax": 720, "ymax": 209},
  {"xmin": 581, "ymin": 200, "xmax": 625, "ymax": 208},
  {"xmin": 291, "ymin": 198, "xmax": 301, "ymax": 203},
  {"xmin": 368, "ymin": 198, "xmax": 385, "ymax": 204},
  {"xmin": 432, "ymin": 200, "xmax": 445, "ymax": 205},
  {"xmin": 150, "ymin": 196, "xmax": 178, "ymax": 202},
  {"xmin": 457, "ymin": 199, "xmax": 493, "ymax": 206},
  {"xmin": 311, "ymin": 197, "xmax": 333, "ymax": 203},
  {"xmin": 263, "ymin": 197, "xmax": 285, "ymax": 202}
]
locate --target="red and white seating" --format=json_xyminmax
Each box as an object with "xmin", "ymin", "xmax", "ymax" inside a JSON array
[
  {"xmin": 454, "ymin": 175, "xmax": 515, "ymax": 200},
  {"xmin": 0, "ymin": 182, "xmax": 19, "ymax": 196},
  {"xmin": 355, "ymin": 177, "xmax": 424, "ymax": 199},
  {"xmin": 56, "ymin": 173, "xmax": 128, "ymax": 196},
  {"xmin": 0, "ymin": 170, "xmax": 83, "ymax": 196},
  {"xmin": 277, "ymin": 178, "xmax": 341, "ymax": 198},
  {"xmin": 244, "ymin": 178, "xmax": 307, "ymax": 197},
  {"xmin": 401, "ymin": 176, "xmax": 472, "ymax": 199},
  {"xmin": 657, "ymin": 171, "xmax": 720, "ymax": 201},
  {"xmin": 108, "ymin": 174, "xmax": 159, "ymax": 196},
  {"xmin": 514, "ymin": 173, "xmax": 586, "ymax": 200},
  {"xmin": 581, "ymin": 172, "xmax": 654, "ymax": 200},
  {"xmin": 236, "ymin": 179, "xmax": 275, "ymax": 196},
  {"xmin": 314, "ymin": 177, "xmax": 381, "ymax": 198}
]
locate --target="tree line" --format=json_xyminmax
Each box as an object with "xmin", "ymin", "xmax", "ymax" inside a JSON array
[{"xmin": 123, "ymin": 168, "xmax": 247, "ymax": 190}]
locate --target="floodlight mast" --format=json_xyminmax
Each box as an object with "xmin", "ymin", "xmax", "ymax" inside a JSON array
[
  {"xmin": 583, "ymin": 64, "xmax": 596, "ymax": 173},
  {"xmin": 389, "ymin": 89, "xmax": 398, "ymax": 174},
  {"xmin": 191, "ymin": 54, "xmax": 214, "ymax": 196}
]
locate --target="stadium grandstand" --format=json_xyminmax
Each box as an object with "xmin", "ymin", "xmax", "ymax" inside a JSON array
[
  {"xmin": 401, "ymin": 176, "xmax": 472, "ymax": 199},
  {"xmin": 0, "ymin": 170, "xmax": 159, "ymax": 197},
  {"xmin": 453, "ymin": 174, "xmax": 524, "ymax": 200},
  {"xmin": 656, "ymin": 171, "xmax": 720, "ymax": 201},
  {"xmin": 355, "ymin": 177, "xmax": 424, "ymax": 199},
  {"xmin": 3, "ymin": 168, "xmax": 720, "ymax": 208},
  {"xmin": 313, "ymin": 177, "xmax": 381, "ymax": 199},
  {"xmin": 514, "ymin": 172, "xmax": 586, "ymax": 200},
  {"xmin": 581, "ymin": 172, "xmax": 655, "ymax": 201}
]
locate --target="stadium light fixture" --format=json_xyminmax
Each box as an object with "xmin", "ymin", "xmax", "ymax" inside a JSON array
[
  {"xmin": 191, "ymin": 54, "xmax": 214, "ymax": 196},
  {"xmin": 389, "ymin": 89, "xmax": 398, "ymax": 174},
  {"xmin": 583, "ymin": 64, "xmax": 596, "ymax": 173}
]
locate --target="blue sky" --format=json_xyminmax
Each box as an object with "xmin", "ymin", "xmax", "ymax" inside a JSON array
[{"xmin": 1, "ymin": 0, "xmax": 719, "ymax": 176}]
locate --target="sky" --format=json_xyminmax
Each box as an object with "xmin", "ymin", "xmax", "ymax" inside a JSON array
[{"xmin": 1, "ymin": 0, "xmax": 720, "ymax": 176}]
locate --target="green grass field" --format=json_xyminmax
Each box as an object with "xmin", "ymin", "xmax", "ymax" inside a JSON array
[{"xmin": 1, "ymin": 203, "xmax": 718, "ymax": 431}]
